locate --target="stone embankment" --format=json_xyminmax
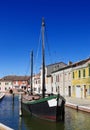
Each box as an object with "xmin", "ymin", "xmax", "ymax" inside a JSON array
[
  {"xmin": 65, "ymin": 97, "xmax": 90, "ymax": 113},
  {"xmin": 0, "ymin": 88, "xmax": 24, "ymax": 95}
]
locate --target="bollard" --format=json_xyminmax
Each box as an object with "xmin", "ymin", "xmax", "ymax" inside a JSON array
[
  {"xmin": 77, "ymin": 105, "xmax": 78, "ymax": 111},
  {"xmin": 19, "ymin": 94, "xmax": 22, "ymax": 116}
]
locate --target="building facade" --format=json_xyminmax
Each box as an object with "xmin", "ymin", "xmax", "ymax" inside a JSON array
[
  {"xmin": 33, "ymin": 73, "xmax": 41, "ymax": 94},
  {"xmin": 51, "ymin": 65, "xmax": 72, "ymax": 96},
  {"xmin": 0, "ymin": 58, "xmax": 90, "ymax": 99},
  {"xmin": 0, "ymin": 75, "xmax": 30, "ymax": 92},
  {"xmin": 40, "ymin": 62, "xmax": 67, "ymax": 94},
  {"xmin": 51, "ymin": 57, "xmax": 90, "ymax": 99},
  {"xmin": 0, "ymin": 80, "xmax": 13, "ymax": 91},
  {"xmin": 72, "ymin": 58, "xmax": 90, "ymax": 99}
]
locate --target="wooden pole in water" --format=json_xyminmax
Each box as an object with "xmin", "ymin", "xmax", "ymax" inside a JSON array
[
  {"xmin": 30, "ymin": 51, "xmax": 33, "ymax": 95},
  {"xmin": 19, "ymin": 94, "xmax": 22, "ymax": 116}
]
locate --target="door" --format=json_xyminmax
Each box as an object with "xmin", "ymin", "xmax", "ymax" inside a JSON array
[
  {"xmin": 68, "ymin": 86, "xmax": 71, "ymax": 97},
  {"xmin": 84, "ymin": 85, "xmax": 86, "ymax": 98},
  {"xmin": 76, "ymin": 86, "xmax": 81, "ymax": 98}
]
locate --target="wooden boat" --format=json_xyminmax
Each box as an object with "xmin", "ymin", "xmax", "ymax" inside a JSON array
[{"xmin": 21, "ymin": 18, "xmax": 65, "ymax": 122}]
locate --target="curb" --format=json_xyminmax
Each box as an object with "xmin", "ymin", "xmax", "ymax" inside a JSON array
[{"xmin": 65, "ymin": 102, "xmax": 90, "ymax": 113}]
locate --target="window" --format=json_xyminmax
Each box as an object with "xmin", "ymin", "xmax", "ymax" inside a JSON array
[
  {"xmin": 56, "ymin": 75, "xmax": 59, "ymax": 82},
  {"xmin": 10, "ymin": 82, "xmax": 12, "ymax": 85},
  {"xmin": 83, "ymin": 69, "xmax": 86, "ymax": 77},
  {"xmin": 51, "ymin": 87, "xmax": 53, "ymax": 92},
  {"xmin": 68, "ymin": 73, "xmax": 71, "ymax": 80},
  {"xmin": 38, "ymin": 87, "xmax": 40, "ymax": 93},
  {"xmin": 56, "ymin": 76, "xmax": 57, "ymax": 82},
  {"xmin": 38, "ymin": 80, "xmax": 40, "ymax": 84},
  {"xmin": 56, "ymin": 87, "xmax": 57, "ymax": 92},
  {"xmin": 73, "ymin": 72, "xmax": 74, "ymax": 79},
  {"xmin": 88, "ymin": 85, "xmax": 90, "ymax": 95},
  {"xmin": 34, "ymin": 87, "xmax": 36, "ymax": 91},
  {"xmin": 89, "ymin": 68, "xmax": 90, "ymax": 77},
  {"xmin": 78, "ymin": 70, "xmax": 81, "ymax": 78},
  {"xmin": 36, "ymin": 81, "xmax": 37, "ymax": 84},
  {"xmin": 88, "ymin": 64, "xmax": 90, "ymax": 67},
  {"xmin": 58, "ymin": 75, "xmax": 59, "ymax": 82},
  {"xmin": 51, "ymin": 76, "xmax": 53, "ymax": 83},
  {"xmin": 58, "ymin": 86, "xmax": 59, "ymax": 92},
  {"xmin": 5, "ymin": 82, "xmax": 9, "ymax": 85}
]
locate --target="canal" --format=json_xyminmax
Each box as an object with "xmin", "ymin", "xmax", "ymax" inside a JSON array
[{"xmin": 0, "ymin": 95, "xmax": 90, "ymax": 130}]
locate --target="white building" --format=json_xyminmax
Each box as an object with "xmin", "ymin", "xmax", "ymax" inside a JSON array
[
  {"xmin": 33, "ymin": 73, "xmax": 41, "ymax": 94},
  {"xmin": 51, "ymin": 64, "xmax": 72, "ymax": 96},
  {"xmin": 0, "ymin": 75, "xmax": 30, "ymax": 92},
  {"xmin": 40, "ymin": 62, "xmax": 67, "ymax": 94},
  {"xmin": 0, "ymin": 80, "xmax": 13, "ymax": 92}
]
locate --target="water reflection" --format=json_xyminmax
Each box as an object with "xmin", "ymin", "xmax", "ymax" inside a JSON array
[
  {"xmin": 65, "ymin": 107, "xmax": 90, "ymax": 130},
  {"xmin": 18, "ymin": 117, "xmax": 22, "ymax": 130},
  {"xmin": 0, "ymin": 95, "xmax": 19, "ymax": 129},
  {"xmin": 22, "ymin": 109, "xmax": 65, "ymax": 130},
  {"xmin": 22, "ymin": 107, "xmax": 90, "ymax": 130}
]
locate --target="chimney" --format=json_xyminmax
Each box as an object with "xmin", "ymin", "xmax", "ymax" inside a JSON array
[{"xmin": 68, "ymin": 61, "xmax": 73, "ymax": 65}]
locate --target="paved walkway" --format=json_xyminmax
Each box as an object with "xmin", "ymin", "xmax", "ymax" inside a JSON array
[
  {"xmin": 65, "ymin": 97, "xmax": 90, "ymax": 112},
  {"xmin": 66, "ymin": 97, "xmax": 90, "ymax": 106}
]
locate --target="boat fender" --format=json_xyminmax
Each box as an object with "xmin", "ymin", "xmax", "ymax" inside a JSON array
[
  {"xmin": 58, "ymin": 98, "xmax": 62, "ymax": 106},
  {"xmin": 32, "ymin": 97, "xmax": 34, "ymax": 100}
]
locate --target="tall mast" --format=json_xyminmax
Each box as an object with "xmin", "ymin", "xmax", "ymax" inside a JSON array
[
  {"xmin": 30, "ymin": 50, "xmax": 33, "ymax": 95},
  {"xmin": 42, "ymin": 18, "xmax": 45, "ymax": 98}
]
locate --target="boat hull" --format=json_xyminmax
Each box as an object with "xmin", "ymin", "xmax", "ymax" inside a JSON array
[{"xmin": 21, "ymin": 95, "xmax": 65, "ymax": 122}]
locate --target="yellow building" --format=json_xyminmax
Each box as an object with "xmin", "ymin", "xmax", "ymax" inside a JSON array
[{"xmin": 72, "ymin": 58, "xmax": 90, "ymax": 99}]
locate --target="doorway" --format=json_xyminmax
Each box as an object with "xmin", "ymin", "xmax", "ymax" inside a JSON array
[
  {"xmin": 68, "ymin": 86, "xmax": 71, "ymax": 97},
  {"xmin": 84, "ymin": 85, "xmax": 86, "ymax": 98}
]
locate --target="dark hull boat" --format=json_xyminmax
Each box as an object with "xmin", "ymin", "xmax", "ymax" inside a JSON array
[
  {"xmin": 21, "ymin": 18, "xmax": 65, "ymax": 122},
  {"xmin": 22, "ymin": 94, "xmax": 65, "ymax": 122}
]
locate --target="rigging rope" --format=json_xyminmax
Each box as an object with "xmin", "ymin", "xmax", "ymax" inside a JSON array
[
  {"xmin": 45, "ymin": 25, "xmax": 53, "ymax": 65},
  {"xmin": 34, "ymin": 22, "xmax": 53, "ymax": 74},
  {"xmin": 34, "ymin": 27, "xmax": 42, "ymax": 74},
  {"xmin": 24, "ymin": 55, "xmax": 30, "ymax": 76},
  {"xmin": 25, "ymin": 20, "xmax": 54, "ymax": 76}
]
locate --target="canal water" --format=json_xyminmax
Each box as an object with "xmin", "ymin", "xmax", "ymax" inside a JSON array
[{"xmin": 0, "ymin": 95, "xmax": 90, "ymax": 130}]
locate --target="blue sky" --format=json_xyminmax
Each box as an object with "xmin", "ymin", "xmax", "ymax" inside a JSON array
[{"xmin": 0, "ymin": 0, "xmax": 90, "ymax": 77}]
